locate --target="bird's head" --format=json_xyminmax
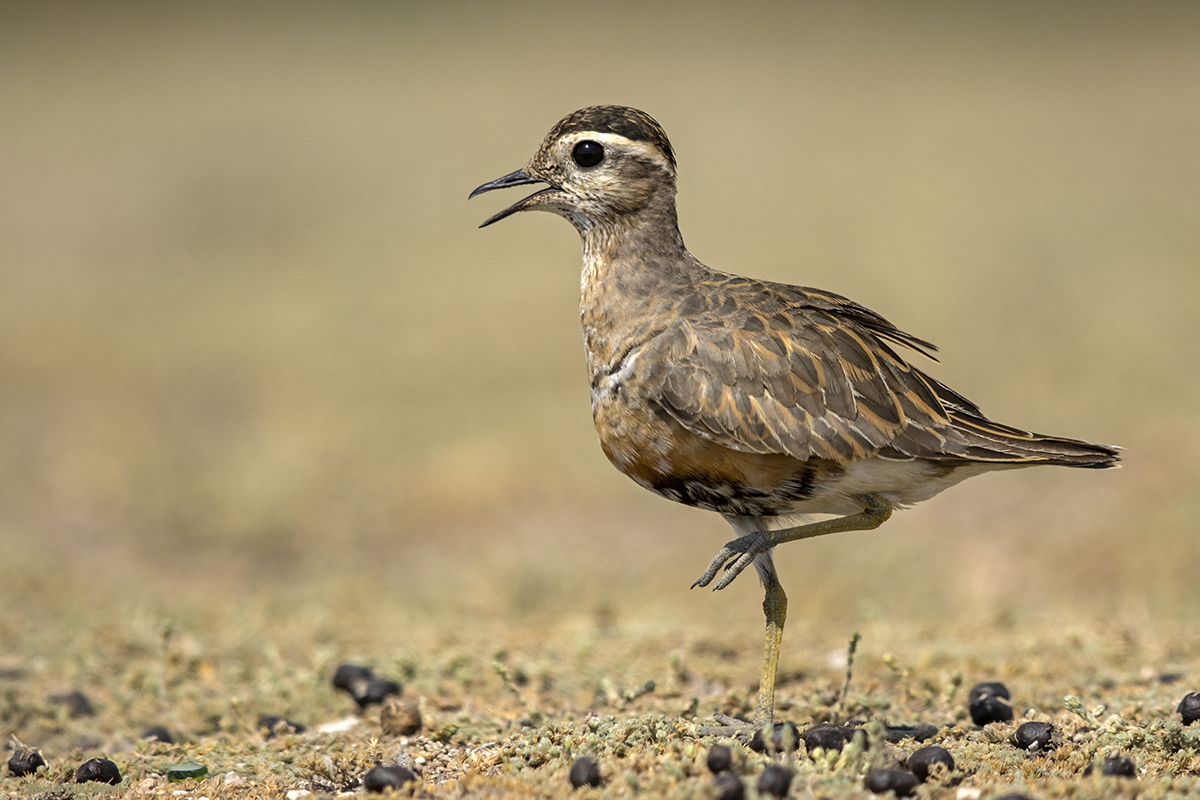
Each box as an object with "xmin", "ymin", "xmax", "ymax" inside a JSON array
[{"xmin": 470, "ymin": 105, "xmax": 678, "ymax": 232}]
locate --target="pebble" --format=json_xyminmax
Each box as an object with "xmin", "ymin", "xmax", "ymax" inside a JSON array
[
  {"xmin": 362, "ymin": 765, "xmax": 417, "ymax": 793},
  {"xmin": 706, "ymin": 744, "xmax": 732, "ymax": 774},
  {"xmin": 1083, "ymin": 754, "xmax": 1136, "ymax": 777},
  {"xmin": 756, "ymin": 764, "xmax": 793, "ymax": 798},
  {"xmin": 1177, "ymin": 692, "xmax": 1200, "ymax": 725},
  {"xmin": 286, "ymin": 790, "xmax": 311, "ymax": 799},
  {"xmin": 907, "ymin": 745, "xmax": 955, "ymax": 782},
  {"xmin": 224, "ymin": 772, "xmax": 245, "ymax": 785},
  {"xmin": 801, "ymin": 723, "xmax": 865, "ymax": 753},
  {"xmin": 748, "ymin": 721, "xmax": 801, "ymax": 753},
  {"xmin": 864, "ymin": 768, "xmax": 919, "ymax": 797},
  {"xmin": 142, "ymin": 725, "xmax": 174, "ymax": 744},
  {"xmin": 258, "ymin": 715, "xmax": 307, "ymax": 737},
  {"xmin": 967, "ymin": 681, "xmax": 1013, "ymax": 726},
  {"xmin": 568, "ymin": 756, "xmax": 602, "ymax": 789},
  {"xmin": 76, "ymin": 757, "xmax": 122, "ymax": 784},
  {"xmin": 713, "ymin": 770, "xmax": 744, "ymax": 800},
  {"xmin": 380, "ymin": 697, "xmax": 422, "ymax": 736},
  {"xmin": 1010, "ymin": 721, "xmax": 1054, "ymax": 752}
]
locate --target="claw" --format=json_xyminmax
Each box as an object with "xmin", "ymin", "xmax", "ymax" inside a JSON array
[{"xmin": 693, "ymin": 532, "xmax": 772, "ymax": 591}]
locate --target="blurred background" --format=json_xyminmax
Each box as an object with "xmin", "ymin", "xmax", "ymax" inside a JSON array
[{"xmin": 1, "ymin": 0, "xmax": 1197, "ymax": 659}]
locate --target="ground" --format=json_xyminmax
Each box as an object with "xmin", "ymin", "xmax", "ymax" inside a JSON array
[
  {"xmin": 3, "ymin": 3, "xmax": 1200, "ymax": 798},
  {"xmin": 5, "ymin": 611, "xmax": 1200, "ymax": 798}
]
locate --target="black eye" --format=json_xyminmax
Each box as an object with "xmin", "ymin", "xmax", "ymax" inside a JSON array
[{"xmin": 572, "ymin": 140, "xmax": 604, "ymax": 168}]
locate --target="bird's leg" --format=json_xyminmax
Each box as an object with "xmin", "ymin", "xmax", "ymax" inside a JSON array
[
  {"xmin": 756, "ymin": 571, "xmax": 787, "ymax": 726},
  {"xmin": 692, "ymin": 494, "xmax": 893, "ymax": 591},
  {"xmin": 696, "ymin": 574, "xmax": 788, "ymax": 740}
]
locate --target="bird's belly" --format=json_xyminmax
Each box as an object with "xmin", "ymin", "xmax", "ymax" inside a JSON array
[{"xmin": 591, "ymin": 389, "xmax": 827, "ymax": 517}]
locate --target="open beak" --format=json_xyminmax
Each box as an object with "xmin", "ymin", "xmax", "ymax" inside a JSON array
[{"xmin": 469, "ymin": 169, "xmax": 558, "ymax": 228}]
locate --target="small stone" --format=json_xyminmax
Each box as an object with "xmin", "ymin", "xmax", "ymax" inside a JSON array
[
  {"xmin": 258, "ymin": 715, "xmax": 306, "ymax": 737},
  {"xmin": 967, "ymin": 682, "xmax": 1012, "ymax": 725},
  {"xmin": 1010, "ymin": 721, "xmax": 1053, "ymax": 751},
  {"xmin": 6, "ymin": 740, "xmax": 46, "ymax": 777},
  {"xmin": 713, "ymin": 770, "xmax": 744, "ymax": 800},
  {"xmin": 568, "ymin": 756, "xmax": 602, "ymax": 789},
  {"xmin": 362, "ymin": 765, "xmax": 417, "ymax": 793},
  {"xmin": 168, "ymin": 762, "xmax": 208, "ymax": 781},
  {"xmin": 1177, "ymin": 692, "xmax": 1200, "ymax": 725},
  {"xmin": 801, "ymin": 723, "xmax": 864, "ymax": 754},
  {"xmin": 380, "ymin": 697, "xmax": 422, "ymax": 736},
  {"xmin": 142, "ymin": 726, "xmax": 174, "ymax": 744},
  {"xmin": 224, "ymin": 772, "xmax": 245, "ymax": 785},
  {"xmin": 706, "ymin": 744, "xmax": 732, "ymax": 774},
  {"xmin": 76, "ymin": 757, "xmax": 122, "ymax": 784},
  {"xmin": 1083, "ymin": 755, "xmax": 1136, "ymax": 778},
  {"xmin": 864, "ymin": 768, "xmax": 919, "ymax": 797},
  {"xmin": 51, "ymin": 690, "xmax": 95, "ymax": 717},
  {"xmin": 756, "ymin": 764, "xmax": 793, "ymax": 798},
  {"xmin": 355, "ymin": 677, "xmax": 402, "ymax": 708},
  {"xmin": 748, "ymin": 721, "xmax": 801, "ymax": 753},
  {"xmin": 286, "ymin": 791, "xmax": 311, "ymax": 799},
  {"xmin": 907, "ymin": 745, "xmax": 955, "ymax": 782}
]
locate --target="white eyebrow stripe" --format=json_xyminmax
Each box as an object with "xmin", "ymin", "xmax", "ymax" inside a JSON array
[{"xmin": 561, "ymin": 131, "xmax": 675, "ymax": 174}]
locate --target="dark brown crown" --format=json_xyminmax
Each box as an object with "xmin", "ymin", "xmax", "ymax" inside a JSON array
[{"xmin": 547, "ymin": 106, "xmax": 676, "ymax": 170}]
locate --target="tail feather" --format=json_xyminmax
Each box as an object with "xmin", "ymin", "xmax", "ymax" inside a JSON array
[{"xmin": 946, "ymin": 407, "xmax": 1121, "ymax": 468}]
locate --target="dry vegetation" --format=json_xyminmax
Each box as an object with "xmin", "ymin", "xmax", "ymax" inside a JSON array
[{"xmin": 2, "ymin": 2, "xmax": 1199, "ymax": 797}]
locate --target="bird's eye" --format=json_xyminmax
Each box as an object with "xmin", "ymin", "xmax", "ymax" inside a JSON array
[{"xmin": 572, "ymin": 140, "xmax": 604, "ymax": 168}]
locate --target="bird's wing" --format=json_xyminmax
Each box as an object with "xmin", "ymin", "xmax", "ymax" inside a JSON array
[{"xmin": 645, "ymin": 278, "xmax": 975, "ymax": 464}]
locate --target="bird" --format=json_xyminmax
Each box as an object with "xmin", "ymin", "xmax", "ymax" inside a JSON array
[{"xmin": 470, "ymin": 105, "xmax": 1119, "ymax": 734}]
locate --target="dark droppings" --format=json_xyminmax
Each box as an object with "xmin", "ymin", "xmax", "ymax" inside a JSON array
[
  {"xmin": 1010, "ymin": 721, "xmax": 1054, "ymax": 751},
  {"xmin": 801, "ymin": 723, "xmax": 865, "ymax": 753},
  {"xmin": 75, "ymin": 757, "xmax": 121, "ymax": 785},
  {"xmin": 756, "ymin": 764, "xmax": 793, "ymax": 799},
  {"xmin": 713, "ymin": 770, "xmax": 745, "ymax": 800},
  {"xmin": 968, "ymin": 681, "xmax": 1013, "ymax": 725},
  {"xmin": 705, "ymin": 744, "xmax": 732, "ymax": 774},
  {"xmin": 7, "ymin": 742, "xmax": 46, "ymax": 777},
  {"xmin": 1083, "ymin": 755, "xmax": 1136, "ymax": 778},
  {"xmin": 141, "ymin": 725, "xmax": 174, "ymax": 743},
  {"xmin": 362, "ymin": 764, "xmax": 417, "ymax": 793},
  {"xmin": 864, "ymin": 768, "xmax": 919, "ymax": 797},
  {"xmin": 258, "ymin": 715, "xmax": 306, "ymax": 737},
  {"xmin": 907, "ymin": 745, "xmax": 955, "ymax": 782},
  {"xmin": 1177, "ymin": 692, "xmax": 1200, "ymax": 725},
  {"xmin": 748, "ymin": 720, "xmax": 801, "ymax": 753},
  {"xmin": 568, "ymin": 756, "xmax": 602, "ymax": 789}
]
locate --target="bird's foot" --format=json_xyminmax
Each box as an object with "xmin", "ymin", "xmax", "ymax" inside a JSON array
[
  {"xmin": 697, "ymin": 716, "xmax": 802, "ymax": 753},
  {"xmin": 691, "ymin": 530, "xmax": 773, "ymax": 591},
  {"xmin": 696, "ymin": 713, "xmax": 757, "ymax": 739}
]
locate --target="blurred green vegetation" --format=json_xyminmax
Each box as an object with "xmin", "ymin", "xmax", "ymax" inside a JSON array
[{"xmin": 0, "ymin": 0, "xmax": 1198, "ymax": 655}]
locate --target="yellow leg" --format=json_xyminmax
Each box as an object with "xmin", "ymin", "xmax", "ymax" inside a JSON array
[{"xmin": 756, "ymin": 574, "xmax": 787, "ymax": 725}]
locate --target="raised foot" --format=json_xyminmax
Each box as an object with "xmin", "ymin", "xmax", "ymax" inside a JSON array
[
  {"xmin": 691, "ymin": 494, "xmax": 894, "ymax": 592},
  {"xmin": 691, "ymin": 531, "xmax": 773, "ymax": 591}
]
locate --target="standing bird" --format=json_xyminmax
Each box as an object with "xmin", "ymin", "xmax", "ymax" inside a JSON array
[{"xmin": 470, "ymin": 106, "xmax": 1119, "ymax": 733}]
